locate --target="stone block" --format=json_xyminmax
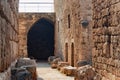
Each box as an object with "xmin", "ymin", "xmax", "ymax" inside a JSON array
[
  {"xmin": 12, "ymin": 58, "xmax": 37, "ymax": 80},
  {"xmin": 62, "ymin": 66, "xmax": 76, "ymax": 76},
  {"xmin": 11, "ymin": 68, "xmax": 32, "ymax": 80},
  {"xmin": 22, "ymin": 65, "xmax": 37, "ymax": 80},
  {"xmin": 15, "ymin": 58, "xmax": 36, "ymax": 68},
  {"xmin": 57, "ymin": 62, "xmax": 70, "ymax": 70},
  {"xmin": 51, "ymin": 63, "xmax": 58, "ymax": 69},
  {"xmin": 50, "ymin": 57, "xmax": 62, "ymax": 69},
  {"xmin": 48, "ymin": 56, "xmax": 56, "ymax": 64},
  {"xmin": 74, "ymin": 65, "xmax": 102, "ymax": 80},
  {"xmin": 53, "ymin": 57, "xmax": 62, "ymax": 63}
]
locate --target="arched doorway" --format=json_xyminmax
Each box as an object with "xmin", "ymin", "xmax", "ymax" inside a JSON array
[
  {"xmin": 27, "ymin": 18, "xmax": 54, "ymax": 60},
  {"xmin": 65, "ymin": 43, "xmax": 68, "ymax": 62},
  {"xmin": 71, "ymin": 43, "xmax": 74, "ymax": 66}
]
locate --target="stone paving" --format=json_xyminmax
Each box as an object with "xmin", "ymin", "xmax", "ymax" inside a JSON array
[{"xmin": 37, "ymin": 61, "xmax": 74, "ymax": 80}]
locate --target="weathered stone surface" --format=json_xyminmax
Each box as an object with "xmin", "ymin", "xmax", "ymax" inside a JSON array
[
  {"xmin": 51, "ymin": 63, "xmax": 58, "ymax": 69},
  {"xmin": 0, "ymin": 68, "xmax": 11, "ymax": 80},
  {"xmin": 11, "ymin": 67, "xmax": 32, "ymax": 80},
  {"xmin": 54, "ymin": 0, "xmax": 93, "ymax": 67},
  {"xmin": 57, "ymin": 62, "xmax": 70, "ymax": 70},
  {"xmin": 92, "ymin": 0, "xmax": 120, "ymax": 79},
  {"xmin": 74, "ymin": 65, "xmax": 102, "ymax": 80},
  {"xmin": 14, "ymin": 58, "xmax": 37, "ymax": 80},
  {"xmin": 51, "ymin": 58, "xmax": 62, "ymax": 69},
  {"xmin": 0, "ymin": 0, "xmax": 19, "ymax": 79},
  {"xmin": 48, "ymin": 56, "xmax": 56, "ymax": 64},
  {"xmin": 61, "ymin": 66, "xmax": 76, "ymax": 76},
  {"xmin": 15, "ymin": 58, "xmax": 36, "ymax": 68},
  {"xmin": 23, "ymin": 65, "xmax": 37, "ymax": 80}
]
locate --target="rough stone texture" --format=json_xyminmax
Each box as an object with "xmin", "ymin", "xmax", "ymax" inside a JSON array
[
  {"xmin": 0, "ymin": 0, "xmax": 19, "ymax": 79},
  {"xmin": 15, "ymin": 58, "xmax": 36, "ymax": 68},
  {"xmin": 24, "ymin": 65, "xmax": 37, "ymax": 80},
  {"xmin": 15, "ymin": 58, "xmax": 37, "ymax": 80},
  {"xmin": 92, "ymin": 0, "xmax": 120, "ymax": 79},
  {"xmin": 0, "ymin": 68, "xmax": 11, "ymax": 80},
  {"xmin": 61, "ymin": 66, "xmax": 76, "ymax": 76},
  {"xmin": 74, "ymin": 65, "xmax": 102, "ymax": 80},
  {"xmin": 54, "ymin": 0, "xmax": 93, "ymax": 66},
  {"xmin": 19, "ymin": 13, "xmax": 55, "ymax": 57},
  {"xmin": 11, "ymin": 67, "xmax": 32, "ymax": 80},
  {"xmin": 48, "ymin": 56, "xmax": 56, "ymax": 64},
  {"xmin": 51, "ymin": 58, "xmax": 62, "ymax": 69},
  {"xmin": 57, "ymin": 62, "xmax": 70, "ymax": 70}
]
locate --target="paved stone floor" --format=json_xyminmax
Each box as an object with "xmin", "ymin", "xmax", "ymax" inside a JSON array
[{"xmin": 37, "ymin": 61, "xmax": 74, "ymax": 80}]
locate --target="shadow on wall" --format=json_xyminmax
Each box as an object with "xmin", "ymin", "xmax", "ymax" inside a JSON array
[{"xmin": 27, "ymin": 18, "xmax": 54, "ymax": 60}]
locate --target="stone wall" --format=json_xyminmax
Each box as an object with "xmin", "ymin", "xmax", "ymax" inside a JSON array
[
  {"xmin": 54, "ymin": 0, "xmax": 64, "ymax": 57},
  {"xmin": 19, "ymin": 13, "xmax": 55, "ymax": 57},
  {"xmin": 0, "ymin": 0, "xmax": 19, "ymax": 79},
  {"xmin": 92, "ymin": 0, "xmax": 120, "ymax": 79},
  {"xmin": 54, "ymin": 0, "xmax": 93, "ymax": 66}
]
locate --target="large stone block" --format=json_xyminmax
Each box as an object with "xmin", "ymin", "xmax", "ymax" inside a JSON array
[
  {"xmin": 74, "ymin": 65, "xmax": 102, "ymax": 80},
  {"xmin": 15, "ymin": 58, "xmax": 36, "ymax": 68},
  {"xmin": 13, "ymin": 58, "xmax": 37, "ymax": 80},
  {"xmin": 51, "ymin": 58, "xmax": 62, "ymax": 69},
  {"xmin": 22, "ymin": 65, "xmax": 37, "ymax": 80},
  {"xmin": 48, "ymin": 56, "xmax": 56, "ymax": 64},
  {"xmin": 63, "ymin": 66, "xmax": 76, "ymax": 76},
  {"xmin": 11, "ymin": 68, "xmax": 32, "ymax": 80},
  {"xmin": 57, "ymin": 62, "xmax": 70, "ymax": 70}
]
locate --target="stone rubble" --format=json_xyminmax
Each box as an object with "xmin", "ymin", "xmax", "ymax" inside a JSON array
[
  {"xmin": 12, "ymin": 58, "xmax": 37, "ymax": 80},
  {"xmin": 74, "ymin": 65, "xmax": 102, "ymax": 80},
  {"xmin": 50, "ymin": 57, "xmax": 62, "ymax": 69}
]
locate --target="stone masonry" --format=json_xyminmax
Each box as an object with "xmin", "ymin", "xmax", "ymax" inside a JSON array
[
  {"xmin": 54, "ymin": 0, "xmax": 93, "ymax": 66},
  {"xmin": 0, "ymin": 0, "xmax": 19, "ymax": 79},
  {"xmin": 92, "ymin": 0, "xmax": 120, "ymax": 80},
  {"xmin": 55, "ymin": 0, "xmax": 120, "ymax": 79},
  {"xmin": 0, "ymin": 0, "xmax": 120, "ymax": 80},
  {"xmin": 19, "ymin": 13, "xmax": 55, "ymax": 57}
]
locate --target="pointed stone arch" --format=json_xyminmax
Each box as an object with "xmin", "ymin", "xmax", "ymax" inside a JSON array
[
  {"xmin": 19, "ymin": 13, "xmax": 55, "ymax": 58},
  {"xmin": 27, "ymin": 18, "xmax": 54, "ymax": 60}
]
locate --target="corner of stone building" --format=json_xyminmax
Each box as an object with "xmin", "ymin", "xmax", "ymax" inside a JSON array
[{"xmin": 54, "ymin": 0, "xmax": 93, "ymax": 67}]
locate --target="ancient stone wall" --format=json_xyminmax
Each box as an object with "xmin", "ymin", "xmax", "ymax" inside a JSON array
[
  {"xmin": 92, "ymin": 0, "xmax": 120, "ymax": 79},
  {"xmin": 19, "ymin": 13, "xmax": 55, "ymax": 57},
  {"xmin": 54, "ymin": 0, "xmax": 93, "ymax": 66},
  {"xmin": 54, "ymin": 0, "xmax": 64, "ymax": 57},
  {"xmin": 0, "ymin": 0, "xmax": 19, "ymax": 79}
]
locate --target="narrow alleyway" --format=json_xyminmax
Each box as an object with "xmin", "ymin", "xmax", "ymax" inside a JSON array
[{"xmin": 37, "ymin": 62, "xmax": 74, "ymax": 80}]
